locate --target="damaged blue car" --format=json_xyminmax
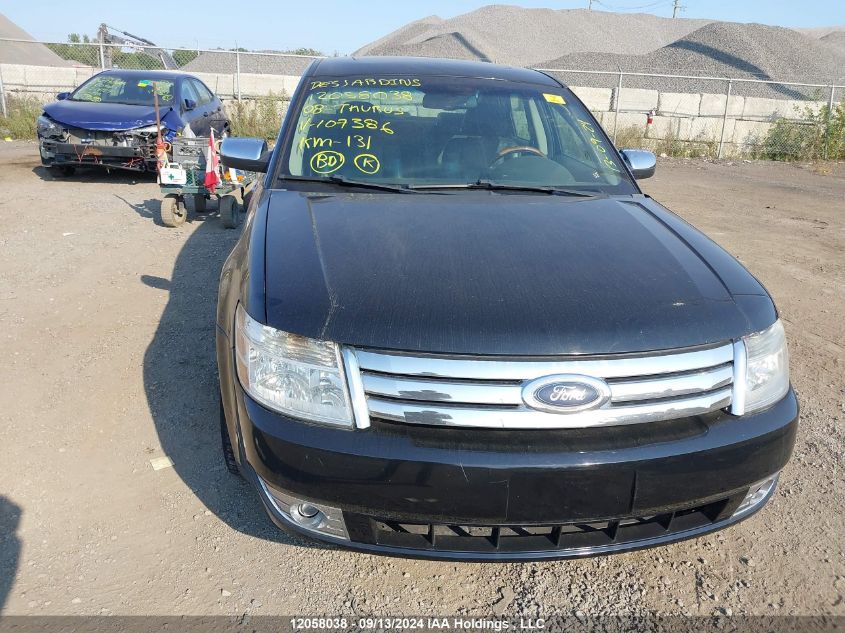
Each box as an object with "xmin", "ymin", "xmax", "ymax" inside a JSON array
[{"xmin": 37, "ymin": 69, "xmax": 228, "ymax": 174}]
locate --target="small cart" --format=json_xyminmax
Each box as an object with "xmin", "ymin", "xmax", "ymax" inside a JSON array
[{"xmin": 158, "ymin": 137, "xmax": 258, "ymax": 229}]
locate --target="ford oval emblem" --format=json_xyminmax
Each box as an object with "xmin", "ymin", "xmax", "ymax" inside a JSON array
[{"xmin": 522, "ymin": 374, "xmax": 611, "ymax": 414}]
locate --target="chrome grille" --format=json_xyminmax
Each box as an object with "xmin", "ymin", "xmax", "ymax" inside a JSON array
[{"xmin": 343, "ymin": 342, "xmax": 736, "ymax": 429}]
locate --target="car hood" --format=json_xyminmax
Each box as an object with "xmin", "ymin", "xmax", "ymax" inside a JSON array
[
  {"xmin": 43, "ymin": 100, "xmax": 177, "ymax": 131},
  {"xmin": 261, "ymin": 191, "xmax": 774, "ymax": 355}
]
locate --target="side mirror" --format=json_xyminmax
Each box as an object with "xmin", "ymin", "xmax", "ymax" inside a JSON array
[
  {"xmin": 183, "ymin": 98, "xmax": 197, "ymax": 111},
  {"xmin": 220, "ymin": 137, "xmax": 270, "ymax": 173},
  {"xmin": 620, "ymin": 149, "xmax": 656, "ymax": 180},
  {"xmin": 56, "ymin": 92, "xmax": 70, "ymax": 101}
]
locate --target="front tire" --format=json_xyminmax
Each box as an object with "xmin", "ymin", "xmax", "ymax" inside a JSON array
[{"xmin": 160, "ymin": 194, "xmax": 187, "ymax": 227}]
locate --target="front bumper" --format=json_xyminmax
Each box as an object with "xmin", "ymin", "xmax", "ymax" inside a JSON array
[
  {"xmin": 233, "ymin": 385, "xmax": 798, "ymax": 560},
  {"xmin": 39, "ymin": 135, "xmax": 156, "ymax": 171}
]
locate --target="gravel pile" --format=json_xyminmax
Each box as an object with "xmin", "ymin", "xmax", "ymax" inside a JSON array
[
  {"xmin": 182, "ymin": 51, "xmax": 316, "ymax": 76},
  {"xmin": 821, "ymin": 31, "xmax": 845, "ymax": 57},
  {"xmin": 0, "ymin": 13, "xmax": 72, "ymax": 66},
  {"xmin": 797, "ymin": 25, "xmax": 845, "ymax": 38},
  {"xmin": 355, "ymin": 7, "xmax": 845, "ymax": 100},
  {"xmin": 540, "ymin": 22, "xmax": 845, "ymax": 98},
  {"xmin": 354, "ymin": 7, "xmax": 711, "ymax": 67}
]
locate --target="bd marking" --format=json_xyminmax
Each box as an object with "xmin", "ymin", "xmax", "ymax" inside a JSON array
[{"xmin": 311, "ymin": 150, "xmax": 345, "ymax": 174}]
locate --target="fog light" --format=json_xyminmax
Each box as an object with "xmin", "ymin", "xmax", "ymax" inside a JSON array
[
  {"xmin": 734, "ymin": 473, "xmax": 779, "ymax": 516},
  {"xmin": 297, "ymin": 503, "xmax": 320, "ymax": 518},
  {"xmin": 256, "ymin": 476, "xmax": 348, "ymax": 539}
]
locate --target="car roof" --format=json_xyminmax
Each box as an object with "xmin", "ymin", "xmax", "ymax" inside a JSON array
[
  {"xmin": 95, "ymin": 69, "xmax": 195, "ymax": 81},
  {"xmin": 309, "ymin": 56, "xmax": 561, "ymax": 87}
]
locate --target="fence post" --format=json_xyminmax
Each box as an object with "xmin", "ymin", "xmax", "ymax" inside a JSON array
[
  {"xmin": 0, "ymin": 67, "xmax": 7, "ymax": 119},
  {"xmin": 717, "ymin": 79, "xmax": 732, "ymax": 159},
  {"xmin": 613, "ymin": 70, "xmax": 623, "ymax": 144},
  {"xmin": 99, "ymin": 41, "xmax": 106, "ymax": 69},
  {"xmin": 235, "ymin": 50, "xmax": 241, "ymax": 101},
  {"xmin": 824, "ymin": 84, "xmax": 835, "ymax": 160}
]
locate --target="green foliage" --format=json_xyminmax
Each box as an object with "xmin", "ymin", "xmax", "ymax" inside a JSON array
[
  {"xmin": 47, "ymin": 38, "xmax": 99, "ymax": 66},
  {"xmin": 228, "ymin": 92, "xmax": 288, "ymax": 140},
  {"xmin": 614, "ymin": 125, "xmax": 717, "ymax": 158},
  {"xmin": 172, "ymin": 49, "xmax": 200, "ymax": 67},
  {"xmin": 0, "ymin": 95, "xmax": 44, "ymax": 139},
  {"xmin": 763, "ymin": 99, "xmax": 845, "ymax": 161},
  {"xmin": 48, "ymin": 33, "xmax": 165, "ymax": 69},
  {"xmin": 613, "ymin": 125, "xmax": 646, "ymax": 150},
  {"xmin": 285, "ymin": 48, "xmax": 323, "ymax": 57},
  {"xmin": 111, "ymin": 51, "xmax": 164, "ymax": 70}
]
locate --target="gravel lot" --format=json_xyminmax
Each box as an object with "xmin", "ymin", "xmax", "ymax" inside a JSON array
[{"xmin": 0, "ymin": 140, "xmax": 843, "ymax": 617}]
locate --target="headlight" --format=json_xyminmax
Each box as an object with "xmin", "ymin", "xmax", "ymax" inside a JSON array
[
  {"xmin": 737, "ymin": 320, "xmax": 790, "ymax": 414},
  {"xmin": 235, "ymin": 304, "xmax": 353, "ymax": 427},
  {"xmin": 36, "ymin": 115, "xmax": 63, "ymax": 137}
]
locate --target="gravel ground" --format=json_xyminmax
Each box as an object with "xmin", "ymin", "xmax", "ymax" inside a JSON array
[{"xmin": 0, "ymin": 140, "xmax": 843, "ymax": 617}]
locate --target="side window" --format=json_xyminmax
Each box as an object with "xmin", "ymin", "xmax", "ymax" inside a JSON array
[
  {"xmin": 508, "ymin": 95, "xmax": 533, "ymax": 143},
  {"xmin": 181, "ymin": 80, "xmax": 199, "ymax": 108},
  {"xmin": 190, "ymin": 79, "xmax": 214, "ymax": 105}
]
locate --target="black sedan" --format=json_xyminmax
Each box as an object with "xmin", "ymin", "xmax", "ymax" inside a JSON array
[
  {"xmin": 37, "ymin": 69, "xmax": 228, "ymax": 174},
  {"xmin": 216, "ymin": 56, "xmax": 797, "ymax": 560}
]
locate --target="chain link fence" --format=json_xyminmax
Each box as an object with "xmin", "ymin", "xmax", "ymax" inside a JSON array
[
  {"xmin": 538, "ymin": 68, "xmax": 845, "ymax": 161},
  {"xmin": 1, "ymin": 37, "xmax": 843, "ymax": 160}
]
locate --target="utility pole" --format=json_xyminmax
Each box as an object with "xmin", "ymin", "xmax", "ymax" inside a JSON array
[
  {"xmin": 588, "ymin": 0, "xmax": 593, "ymax": 9},
  {"xmin": 672, "ymin": 0, "xmax": 685, "ymax": 18}
]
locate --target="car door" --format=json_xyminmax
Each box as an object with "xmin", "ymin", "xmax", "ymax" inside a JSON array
[
  {"xmin": 190, "ymin": 79, "xmax": 226, "ymax": 136},
  {"xmin": 179, "ymin": 79, "xmax": 206, "ymax": 137}
]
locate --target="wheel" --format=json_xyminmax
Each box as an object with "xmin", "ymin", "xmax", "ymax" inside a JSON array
[
  {"xmin": 219, "ymin": 195, "xmax": 239, "ymax": 229},
  {"xmin": 220, "ymin": 397, "xmax": 241, "ymax": 476},
  {"xmin": 193, "ymin": 194, "xmax": 207, "ymax": 213},
  {"xmin": 160, "ymin": 194, "xmax": 187, "ymax": 227}
]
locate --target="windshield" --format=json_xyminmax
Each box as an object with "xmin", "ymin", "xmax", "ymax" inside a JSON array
[
  {"xmin": 281, "ymin": 75, "xmax": 635, "ymax": 194},
  {"xmin": 71, "ymin": 75, "xmax": 175, "ymax": 107}
]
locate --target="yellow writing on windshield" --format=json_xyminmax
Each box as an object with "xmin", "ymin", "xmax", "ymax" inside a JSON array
[
  {"xmin": 298, "ymin": 115, "xmax": 394, "ymax": 135},
  {"xmin": 309, "ymin": 78, "xmax": 421, "ymax": 90},
  {"xmin": 576, "ymin": 118, "xmax": 621, "ymax": 173},
  {"xmin": 310, "ymin": 150, "xmax": 345, "ymax": 174},
  {"xmin": 315, "ymin": 90, "xmax": 414, "ymax": 103},
  {"xmin": 353, "ymin": 153, "xmax": 380, "ymax": 175}
]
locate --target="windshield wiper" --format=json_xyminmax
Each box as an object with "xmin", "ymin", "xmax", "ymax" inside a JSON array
[
  {"xmin": 281, "ymin": 174, "xmax": 418, "ymax": 194},
  {"xmin": 411, "ymin": 180, "xmax": 602, "ymax": 198}
]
